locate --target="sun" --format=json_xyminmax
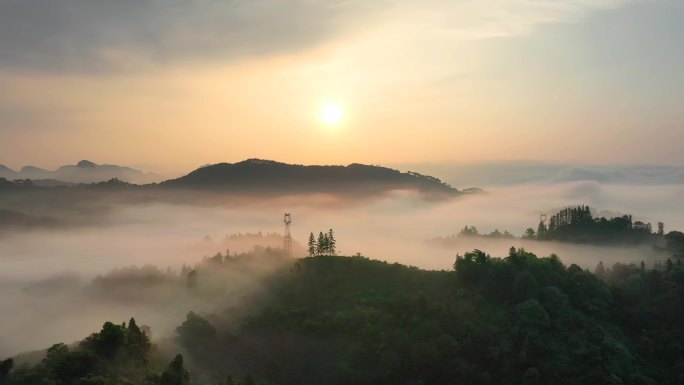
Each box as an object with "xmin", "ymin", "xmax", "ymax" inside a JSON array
[{"xmin": 320, "ymin": 103, "xmax": 344, "ymax": 126}]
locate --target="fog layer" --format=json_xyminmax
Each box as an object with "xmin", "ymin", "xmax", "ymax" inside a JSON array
[{"xmin": 1, "ymin": 180, "xmax": 683, "ymax": 357}]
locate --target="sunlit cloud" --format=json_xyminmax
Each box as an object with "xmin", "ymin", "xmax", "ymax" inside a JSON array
[
  {"xmin": 0, "ymin": 0, "xmax": 634, "ymax": 73},
  {"xmin": 417, "ymin": 0, "xmax": 634, "ymax": 40}
]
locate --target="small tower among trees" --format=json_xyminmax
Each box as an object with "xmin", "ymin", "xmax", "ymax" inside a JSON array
[
  {"xmin": 537, "ymin": 213, "xmax": 548, "ymax": 240},
  {"xmin": 283, "ymin": 213, "xmax": 292, "ymax": 257}
]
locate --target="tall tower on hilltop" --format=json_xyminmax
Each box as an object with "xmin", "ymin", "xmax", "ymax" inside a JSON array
[{"xmin": 283, "ymin": 213, "xmax": 292, "ymax": 257}]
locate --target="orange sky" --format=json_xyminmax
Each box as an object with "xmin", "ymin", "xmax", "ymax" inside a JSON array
[{"xmin": 1, "ymin": 0, "xmax": 682, "ymax": 174}]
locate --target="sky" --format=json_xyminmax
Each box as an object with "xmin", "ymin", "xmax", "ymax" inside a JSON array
[{"xmin": 0, "ymin": 0, "xmax": 683, "ymax": 174}]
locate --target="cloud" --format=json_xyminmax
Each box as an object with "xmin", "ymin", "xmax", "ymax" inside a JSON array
[
  {"xmin": 420, "ymin": 0, "xmax": 632, "ymax": 40},
  {"xmin": 0, "ymin": 0, "xmax": 634, "ymax": 73},
  {"xmin": 380, "ymin": 0, "xmax": 638, "ymax": 40},
  {"xmin": 0, "ymin": 0, "xmax": 386, "ymax": 73}
]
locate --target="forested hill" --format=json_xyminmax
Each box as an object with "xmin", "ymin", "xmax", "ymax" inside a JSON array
[
  {"xmin": 160, "ymin": 159, "xmax": 464, "ymax": 197},
  {"xmin": 529, "ymin": 205, "xmax": 684, "ymax": 254},
  {"xmin": 175, "ymin": 252, "xmax": 684, "ymax": 385},
  {"xmin": 2, "ymin": 251, "xmax": 684, "ymax": 384}
]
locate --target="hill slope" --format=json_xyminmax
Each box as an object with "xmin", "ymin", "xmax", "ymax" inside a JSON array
[
  {"xmin": 176, "ymin": 252, "xmax": 684, "ymax": 385},
  {"xmin": 162, "ymin": 159, "xmax": 462, "ymax": 197},
  {"xmin": 3, "ymin": 251, "xmax": 684, "ymax": 384}
]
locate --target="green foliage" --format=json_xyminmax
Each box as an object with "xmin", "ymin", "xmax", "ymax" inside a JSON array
[
  {"xmin": 308, "ymin": 233, "xmax": 316, "ymax": 256},
  {"xmin": 4, "ymin": 248, "xmax": 684, "ymax": 385},
  {"xmin": 310, "ymin": 229, "xmax": 337, "ymax": 255},
  {"xmin": 81, "ymin": 322, "xmax": 126, "ymax": 358},
  {"xmin": 176, "ymin": 311, "xmax": 217, "ymax": 355},
  {"xmin": 665, "ymin": 231, "xmax": 684, "ymax": 257},
  {"xmin": 522, "ymin": 228, "xmax": 536, "ymax": 239},
  {"xmin": 168, "ymin": 250, "xmax": 682, "ymax": 385},
  {"xmin": 538, "ymin": 205, "xmax": 662, "ymax": 245},
  {"xmin": 1, "ymin": 319, "xmax": 158, "ymax": 385},
  {"xmin": 157, "ymin": 355, "xmax": 190, "ymax": 385},
  {"xmin": 0, "ymin": 358, "xmax": 13, "ymax": 381}
]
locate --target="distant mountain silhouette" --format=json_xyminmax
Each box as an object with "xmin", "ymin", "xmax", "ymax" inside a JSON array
[
  {"xmin": 161, "ymin": 159, "xmax": 463, "ymax": 197},
  {"xmin": 0, "ymin": 160, "xmax": 162, "ymax": 184},
  {"xmin": 0, "ymin": 165, "xmax": 17, "ymax": 179},
  {"xmin": 0, "ymin": 159, "xmax": 477, "ymax": 200}
]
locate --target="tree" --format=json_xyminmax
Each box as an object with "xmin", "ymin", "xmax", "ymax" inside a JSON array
[
  {"xmin": 44, "ymin": 343, "xmax": 70, "ymax": 367},
  {"xmin": 459, "ymin": 225, "xmax": 479, "ymax": 236},
  {"xmin": 126, "ymin": 317, "xmax": 151, "ymax": 360},
  {"xmin": 0, "ymin": 358, "xmax": 12, "ymax": 380},
  {"xmin": 82, "ymin": 322, "xmax": 126, "ymax": 358},
  {"xmin": 186, "ymin": 270, "xmax": 197, "ymax": 289},
  {"xmin": 308, "ymin": 232, "xmax": 316, "ymax": 257},
  {"xmin": 317, "ymin": 232, "xmax": 327, "ymax": 255},
  {"xmin": 327, "ymin": 229, "xmax": 336, "ymax": 255},
  {"xmin": 176, "ymin": 311, "xmax": 217, "ymax": 351},
  {"xmin": 158, "ymin": 354, "xmax": 190, "ymax": 385},
  {"xmin": 523, "ymin": 228, "xmax": 536, "ymax": 239},
  {"xmin": 595, "ymin": 261, "xmax": 606, "ymax": 279},
  {"xmin": 658, "ymin": 222, "xmax": 665, "ymax": 236}
]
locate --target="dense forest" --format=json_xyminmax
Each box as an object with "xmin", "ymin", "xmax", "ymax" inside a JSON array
[
  {"xmin": 3, "ymin": 248, "xmax": 684, "ymax": 385},
  {"xmin": 531, "ymin": 205, "xmax": 662, "ymax": 245},
  {"xmin": 526, "ymin": 206, "xmax": 684, "ymax": 257},
  {"xmin": 431, "ymin": 205, "xmax": 684, "ymax": 259},
  {"xmin": 0, "ymin": 318, "xmax": 191, "ymax": 385}
]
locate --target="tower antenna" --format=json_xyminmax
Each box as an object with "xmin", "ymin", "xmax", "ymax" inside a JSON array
[{"xmin": 283, "ymin": 213, "xmax": 292, "ymax": 257}]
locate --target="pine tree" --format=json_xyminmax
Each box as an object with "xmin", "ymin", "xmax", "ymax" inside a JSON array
[
  {"xmin": 317, "ymin": 232, "xmax": 327, "ymax": 255},
  {"xmin": 159, "ymin": 355, "xmax": 190, "ymax": 385},
  {"xmin": 328, "ymin": 229, "xmax": 336, "ymax": 255},
  {"xmin": 595, "ymin": 261, "xmax": 606, "ymax": 279},
  {"xmin": 308, "ymin": 232, "xmax": 316, "ymax": 256}
]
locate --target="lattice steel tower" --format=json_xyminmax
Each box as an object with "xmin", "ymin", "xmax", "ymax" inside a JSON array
[{"xmin": 283, "ymin": 213, "xmax": 292, "ymax": 257}]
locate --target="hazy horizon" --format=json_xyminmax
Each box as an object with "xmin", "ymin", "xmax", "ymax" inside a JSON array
[{"xmin": 1, "ymin": 0, "xmax": 683, "ymax": 171}]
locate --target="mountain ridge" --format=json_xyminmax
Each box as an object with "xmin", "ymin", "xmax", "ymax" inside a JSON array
[
  {"xmin": 160, "ymin": 158, "xmax": 466, "ymax": 197},
  {"xmin": 0, "ymin": 160, "xmax": 162, "ymax": 184},
  {"xmin": 0, "ymin": 159, "xmax": 481, "ymax": 200}
]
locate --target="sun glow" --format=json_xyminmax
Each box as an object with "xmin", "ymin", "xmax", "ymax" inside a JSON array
[{"xmin": 320, "ymin": 103, "xmax": 344, "ymax": 126}]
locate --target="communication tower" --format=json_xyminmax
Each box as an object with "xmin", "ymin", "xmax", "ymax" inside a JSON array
[{"xmin": 283, "ymin": 213, "xmax": 292, "ymax": 257}]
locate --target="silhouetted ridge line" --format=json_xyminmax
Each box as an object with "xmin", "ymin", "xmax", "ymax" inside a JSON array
[
  {"xmin": 161, "ymin": 158, "xmax": 462, "ymax": 196},
  {"xmin": 0, "ymin": 160, "xmax": 161, "ymax": 184}
]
